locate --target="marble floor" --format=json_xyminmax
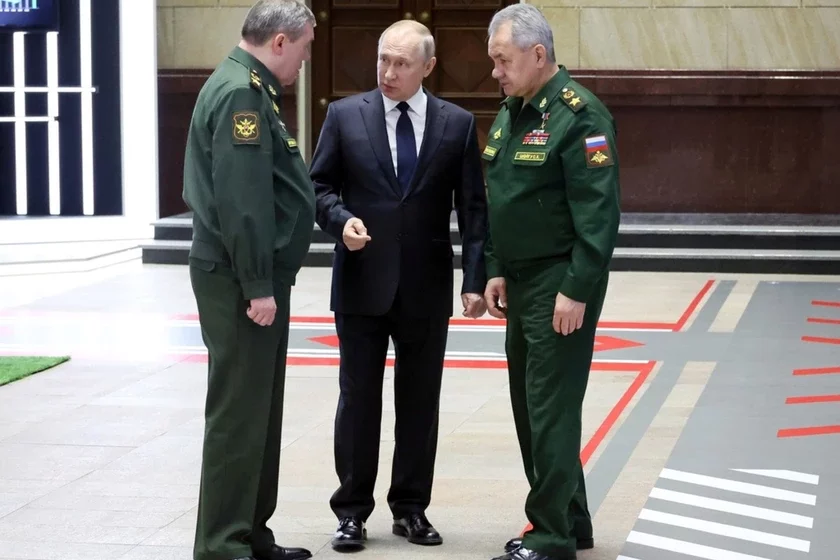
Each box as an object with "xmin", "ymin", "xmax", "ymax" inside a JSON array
[{"xmin": 1, "ymin": 261, "xmax": 839, "ymax": 560}]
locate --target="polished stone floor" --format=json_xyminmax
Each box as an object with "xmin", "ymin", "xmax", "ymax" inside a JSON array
[{"xmin": 1, "ymin": 262, "xmax": 839, "ymax": 560}]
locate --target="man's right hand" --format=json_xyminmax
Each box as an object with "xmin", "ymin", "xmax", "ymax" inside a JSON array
[
  {"xmin": 247, "ymin": 296, "xmax": 276, "ymax": 327},
  {"xmin": 484, "ymin": 277, "xmax": 508, "ymax": 319},
  {"xmin": 343, "ymin": 217, "xmax": 371, "ymax": 251}
]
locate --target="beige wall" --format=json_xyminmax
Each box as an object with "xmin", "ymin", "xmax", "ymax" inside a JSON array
[
  {"xmin": 157, "ymin": 1, "xmax": 254, "ymax": 69},
  {"xmin": 537, "ymin": 1, "xmax": 840, "ymax": 70},
  {"xmin": 157, "ymin": 0, "xmax": 840, "ymax": 70}
]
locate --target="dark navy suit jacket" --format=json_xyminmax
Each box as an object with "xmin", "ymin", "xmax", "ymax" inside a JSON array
[{"xmin": 309, "ymin": 88, "xmax": 488, "ymax": 317}]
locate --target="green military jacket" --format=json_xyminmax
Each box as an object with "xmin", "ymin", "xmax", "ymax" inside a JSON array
[
  {"xmin": 183, "ymin": 46, "xmax": 315, "ymax": 300},
  {"xmin": 482, "ymin": 66, "xmax": 621, "ymax": 303}
]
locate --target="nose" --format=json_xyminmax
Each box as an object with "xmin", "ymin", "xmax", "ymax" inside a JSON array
[
  {"xmin": 384, "ymin": 64, "xmax": 395, "ymax": 81},
  {"xmin": 491, "ymin": 66, "xmax": 502, "ymax": 80}
]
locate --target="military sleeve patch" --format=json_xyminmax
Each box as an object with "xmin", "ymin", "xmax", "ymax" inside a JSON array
[
  {"xmin": 584, "ymin": 134, "xmax": 613, "ymax": 168},
  {"xmin": 232, "ymin": 111, "xmax": 261, "ymax": 144},
  {"xmin": 561, "ymin": 87, "xmax": 586, "ymax": 113}
]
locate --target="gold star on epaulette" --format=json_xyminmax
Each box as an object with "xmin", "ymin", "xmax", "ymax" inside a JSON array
[
  {"xmin": 560, "ymin": 86, "xmax": 586, "ymax": 113},
  {"xmin": 268, "ymin": 84, "xmax": 278, "ymax": 97}
]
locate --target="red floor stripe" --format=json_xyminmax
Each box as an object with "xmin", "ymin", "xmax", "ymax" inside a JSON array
[
  {"xmin": 802, "ymin": 336, "xmax": 840, "ymax": 346},
  {"xmin": 580, "ymin": 361, "xmax": 656, "ymax": 465},
  {"xmin": 182, "ymin": 354, "xmax": 644, "ymax": 371},
  {"xmin": 174, "ymin": 279, "xmax": 716, "ymax": 332},
  {"xmin": 812, "ymin": 300, "xmax": 840, "ymax": 308},
  {"xmin": 785, "ymin": 394, "xmax": 840, "ymax": 405},
  {"xmin": 794, "ymin": 366, "xmax": 840, "ymax": 376},
  {"xmin": 807, "ymin": 317, "xmax": 840, "ymax": 325},
  {"xmin": 673, "ymin": 279, "xmax": 716, "ymax": 332},
  {"xmin": 778, "ymin": 425, "xmax": 840, "ymax": 438},
  {"xmin": 519, "ymin": 360, "xmax": 656, "ymax": 538}
]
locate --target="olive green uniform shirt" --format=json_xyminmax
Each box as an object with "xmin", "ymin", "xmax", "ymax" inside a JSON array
[
  {"xmin": 482, "ymin": 66, "xmax": 621, "ymax": 303},
  {"xmin": 183, "ymin": 46, "xmax": 316, "ymax": 300}
]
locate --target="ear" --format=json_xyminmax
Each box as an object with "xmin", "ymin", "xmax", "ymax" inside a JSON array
[
  {"xmin": 534, "ymin": 44, "xmax": 547, "ymax": 68},
  {"xmin": 271, "ymin": 32, "xmax": 287, "ymax": 55},
  {"xmin": 423, "ymin": 56, "xmax": 437, "ymax": 78}
]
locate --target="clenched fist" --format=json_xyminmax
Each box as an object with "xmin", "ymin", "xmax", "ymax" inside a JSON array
[{"xmin": 343, "ymin": 218, "xmax": 371, "ymax": 251}]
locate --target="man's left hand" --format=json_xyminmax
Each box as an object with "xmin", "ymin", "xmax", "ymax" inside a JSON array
[
  {"xmin": 462, "ymin": 293, "xmax": 487, "ymax": 318},
  {"xmin": 553, "ymin": 292, "xmax": 586, "ymax": 335}
]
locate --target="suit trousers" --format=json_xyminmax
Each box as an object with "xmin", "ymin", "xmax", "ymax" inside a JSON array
[
  {"xmin": 330, "ymin": 293, "xmax": 450, "ymax": 522},
  {"xmin": 504, "ymin": 259, "xmax": 608, "ymax": 559},
  {"xmin": 190, "ymin": 258, "xmax": 291, "ymax": 560}
]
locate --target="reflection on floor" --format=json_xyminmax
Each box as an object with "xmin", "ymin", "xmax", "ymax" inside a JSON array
[{"xmin": 1, "ymin": 262, "xmax": 839, "ymax": 559}]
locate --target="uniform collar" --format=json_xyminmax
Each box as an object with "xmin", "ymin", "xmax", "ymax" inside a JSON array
[
  {"xmin": 228, "ymin": 46, "xmax": 283, "ymax": 99},
  {"xmin": 382, "ymin": 86, "xmax": 427, "ymax": 118},
  {"xmin": 501, "ymin": 65, "xmax": 572, "ymax": 112}
]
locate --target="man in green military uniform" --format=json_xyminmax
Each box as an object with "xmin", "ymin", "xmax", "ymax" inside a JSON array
[
  {"xmin": 481, "ymin": 4, "xmax": 621, "ymax": 560},
  {"xmin": 182, "ymin": 2, "xmax": 317, "ymax": 560}
]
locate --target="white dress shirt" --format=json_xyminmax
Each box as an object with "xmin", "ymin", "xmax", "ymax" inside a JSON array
[{"xmin": 382, "ymin": 87, "xmax": 427, "ymax": 176}]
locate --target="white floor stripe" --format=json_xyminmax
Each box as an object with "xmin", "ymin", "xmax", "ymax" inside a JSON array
[
  {"xmin": 639, "ymin": 509, "xmax": 810, "ymax": 552},
  {"xmin": 627, "ymin": 531, "xmax": 772, "ymax": 560},
  {"xmin": 617, "ymin": 556, "xmax": 643, "ymax": 560},
  {"xmin": 732, "ymin": 469, "xmax": 820, "ymax": 486},
  {"xmin": 660, "ymin": 469, "xmax": 817, "ymax": 505},
  {"xmin": 649, "ymin": 488, "xmax": 814, "ymax": 528}
]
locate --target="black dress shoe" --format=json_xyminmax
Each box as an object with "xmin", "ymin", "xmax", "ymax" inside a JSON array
[
  {"xmin": 332, "ymin": 517, "xmax": 367, "ymax": 551},
  {"xmin": 253, "ymin": 544, "xmax": 312, "ymax": 560},
  {"xmin": 492, "ymin": 546, "xmax": 567, "ymax": 560},
  {"xmin": 392, "ymin": 513, "xmax": 443, "ymax": 545},
  {"xmin": 504, "ymin": 536, "xmax": 593, "ymax": 553}
]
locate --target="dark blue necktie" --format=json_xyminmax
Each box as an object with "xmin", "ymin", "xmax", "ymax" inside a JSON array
[{"xmin": 395, "ymin": 101, "xmax": 416, "ymax": 193}]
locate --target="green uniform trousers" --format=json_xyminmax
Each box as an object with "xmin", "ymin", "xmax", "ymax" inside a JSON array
[
  {"xmin": 505, "ymin": 259, "xmax": 608, "ymax": 559},
  {"xmin": 190, "ymin": 257, "xmax": 291, "ymax": 560}
]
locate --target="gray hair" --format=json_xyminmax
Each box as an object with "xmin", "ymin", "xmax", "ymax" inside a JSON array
[
  {"xmin": 488, "ymin": 4, "xmax": 555, "ymax": 63},
  {"xmin": 377, "ymin": 20, "xmax": 436, "ymax": 63},
  {"xmin": 241, "ymin": 0, "xmax": 316, "ymax": 45}
]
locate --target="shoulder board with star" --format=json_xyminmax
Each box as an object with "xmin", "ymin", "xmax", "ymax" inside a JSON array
[
  {"xmin": 559, "ymin": 85, "xmax": 586, "ymax": 113},
  {"xmin": 249, "ymin": 69, "xmax": 262, "ymax": 92}
]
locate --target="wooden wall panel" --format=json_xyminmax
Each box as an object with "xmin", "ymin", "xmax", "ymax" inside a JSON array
[{"xmin": 156, "ymin": 69, "xmax": 840, "ymax": 218}]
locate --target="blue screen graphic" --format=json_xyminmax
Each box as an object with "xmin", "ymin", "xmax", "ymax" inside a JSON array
[{"xmin": 0, "ymin": 0, "xmax": 59, "ymax": 31}]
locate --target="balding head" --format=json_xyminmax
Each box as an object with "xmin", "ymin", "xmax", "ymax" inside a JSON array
[
  {"xmin": 377, "ymin": 19, "xmax": 437, "ymax": 102},
  {"xmin": 378, "ymin": 20, "xmax": 435, "ymax": 63}
]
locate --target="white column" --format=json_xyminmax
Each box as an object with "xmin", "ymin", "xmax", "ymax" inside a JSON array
[{"xmin": 118, "ymin": 0, "xmax": 159, "ymax": 228}]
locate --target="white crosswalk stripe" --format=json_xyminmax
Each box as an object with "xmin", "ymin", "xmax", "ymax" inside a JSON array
[{"xmin": 619, "ymin": 467, "xmax": 820, "ymax": 560}]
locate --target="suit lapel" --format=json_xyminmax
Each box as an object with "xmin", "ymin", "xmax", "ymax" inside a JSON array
[
  {"xmin": 407, "ymin": 92, "xmax": 447, "ymax": 196},
  {"xmin": 360, "ymin": 91, "xmax": 401, "ymax": 197}
]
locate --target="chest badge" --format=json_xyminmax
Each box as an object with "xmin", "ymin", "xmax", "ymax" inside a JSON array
[{"xmin": 522, "ymin": 112, "xmax": 551, "ymax": 146}]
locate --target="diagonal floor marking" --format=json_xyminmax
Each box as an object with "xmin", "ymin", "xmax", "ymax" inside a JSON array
[
  {"xmin": 731, "ymin": 469, "xmax": 820, "ymax": 485},
  {"xmin": 659, "ymin": 469, "xmax": 817, "ymax": 505},
  {"xmin": 627, "ymin": 531, "xmax": 773, "ymax": 560},
  {"xmin": 638, "ymin": 508, "xmax": 811, "ymax": 552},
  {"xmin": 648, "ymin": 488, "xmax": 814, "ymax": 528}
]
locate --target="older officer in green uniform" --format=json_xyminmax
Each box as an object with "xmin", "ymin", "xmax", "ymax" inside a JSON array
[
  {"xmin": 182, "ymin": 1, "xmax": 317, "ymax": 560},
  {"xmin": 481, "ymin": 4, "xmax": 621, "ymax": 560}
]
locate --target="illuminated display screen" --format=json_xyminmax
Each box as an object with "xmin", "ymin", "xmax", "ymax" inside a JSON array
[{"xmin": 0, "ymin": 0, "xmax": 59, "ymax": 32}]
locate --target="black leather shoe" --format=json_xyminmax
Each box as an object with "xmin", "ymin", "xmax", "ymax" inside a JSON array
[
  {"xmin": 253, "ymin": 544, "xmax": 312, "ymax": 560},
  {"xmin": 331, "ymin": 517, "xmax": 367, "ymax": 552},
  {"xmin": 504, "ymin": 537, "xmax": 593, "ymax": 553},
  {"xmin": 491, "ymin": 546, "xmax": 567, "ymax": 560},
  {"xmin": 392, "ymin": 513, "xmax": 443, "ymax": 545}
]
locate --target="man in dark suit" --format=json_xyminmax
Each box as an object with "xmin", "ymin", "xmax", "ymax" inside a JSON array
[{"xmin": 309, "ymin": 18, "xmax": 488, "ymax": 554}]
